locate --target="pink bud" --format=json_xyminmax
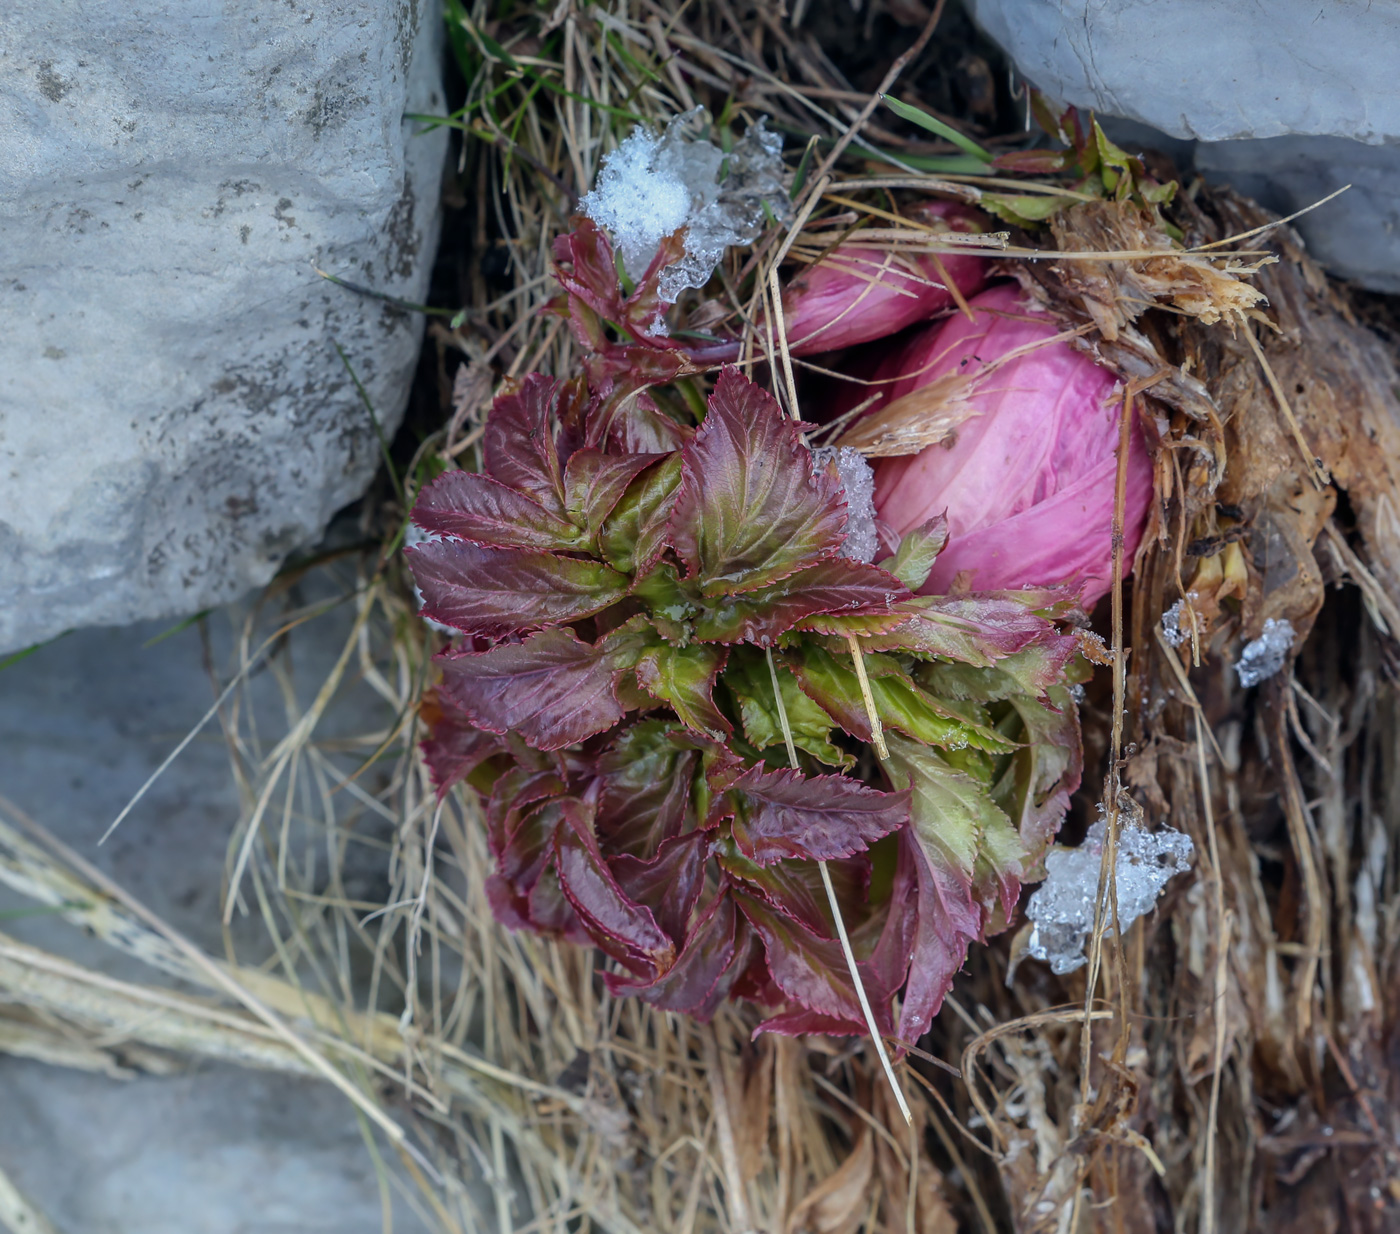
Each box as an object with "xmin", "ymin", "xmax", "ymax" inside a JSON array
[
  {"xmin": 871, "ymin": 283, "xmax": 1153, "ymax": 606},
  {"xmin": 780, "ymin": 204, "xmax": 988, "ymax": 356}
]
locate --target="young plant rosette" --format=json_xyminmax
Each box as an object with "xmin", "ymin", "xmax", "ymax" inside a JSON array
[{"xmin": 406, "ymin": 230, "xmax": 1086, "ymax": 1042}]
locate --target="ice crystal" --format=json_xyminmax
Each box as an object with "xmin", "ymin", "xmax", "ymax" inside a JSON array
[
  {"xmin": 1025, "ymin": 820, "xmax": 1194, "ymax": 975},
  {"xmin": 1236, "ymin": 617, "xmax": 1294, "ymax": 687},
  {"xmin": 581, "ymin": 108, "xmax": 789, "ymax": 304},
  {"xmin": 815, "ymin": 445, "xmax": 879, "ymax": 563},
  {"xmin": 1161, "ymin": 597, "xmax": 1190, "ymax": 648}
]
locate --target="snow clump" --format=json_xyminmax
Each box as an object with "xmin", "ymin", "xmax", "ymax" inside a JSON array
[{"xmin": 581, "ymin": 107, "xmax": 789, "ymax": 305}]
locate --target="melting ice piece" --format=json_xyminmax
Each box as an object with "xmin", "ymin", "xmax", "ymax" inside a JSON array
[
  {"xmin": 1236, "ymin": 617, "xmax": 1294, "ymax": 687},
  {"xmin": 813, "ymin": 445, "xmax": 879, "ymax": 563},
  {"xmin": 581, "ymin": 108, "xmax": 790, "ymax": 304},
  {"xmin": 1024, "ymin": 820, "xmax": 1194, "ymax": 975},
  {"xmin": 1161, "ymin": 598, "xmax": 1189, "ymax": 648}
]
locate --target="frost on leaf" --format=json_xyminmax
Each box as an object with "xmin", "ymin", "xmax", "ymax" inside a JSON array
[
  {"xmin": 1024, "ymin": 820, "xmax": 1194, "ymax": 975},
  {"xmin": 580, "ymin": 108, "xmax": 790, "ymax": 306}
]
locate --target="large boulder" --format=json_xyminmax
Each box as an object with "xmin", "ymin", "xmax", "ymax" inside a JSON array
[
  {"xmin": 967, "ymin": 0, "xmax": 1400, "ymax": 292},
  {"xmin": 0, "ymin": 1, "xmax": 448, "ymax": 654}
]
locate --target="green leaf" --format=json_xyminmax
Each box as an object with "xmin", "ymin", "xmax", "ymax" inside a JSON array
[
  {"xmin": 632, "ymin": 563, "xmax": 702, "ymax": 643},
  {"xmin": 670, "ymin": 367, "xmax": 848, "ymax": 596},
  {"xmin": 880, "ymin": 95, "xmax": 992, "ymax": 163},
  {"xmin": 789, "ymin": 135, "xmax": 818, "ymax": 201},
  {"xmin": 885, "ymin": 515, "xmax": 947, "ymax": 591},
  {"xmin": 724, "ymin": 646, "xmax": 851, "ymax": 768},
  {"xmin": 563, "ymin": 449, "xmax": 665, "ymax": 541},
  {"xmin": 599, "ymin": 454, "xmax": 682, "ymax": 575},
  {"xmin": 980, "ymin": 193, "xmax": 1079, "ymax": 228},
  {"xmin": 790, "ymin": 644, "xmax": 1015, "ymax": 755},
  {"xmin": 992, "ymin": 685, "xmax": 1083, "ymax": 873},
  {"xmin": 895, "ymin": 152, "xmax": 998, "ymax": 176},
  {"xmin": 883, "ymin": 734, "xmax": 1023, "ymax": 884},
  {"xmin": 636, "ymin": 641, "xmax": 732, "ymax": 740}
]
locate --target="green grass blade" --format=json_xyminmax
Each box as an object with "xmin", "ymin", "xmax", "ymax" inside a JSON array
[
  {"xmin": 334, "ymin": 342, "xmax": 404, "ymax": 505},
  {"xmin": 0, "ymin": 630, "xmax": 70, "ymax": 673},
  {"xmin": 880, "ymin": 95, "xmax": 992, "ymax": 163}
]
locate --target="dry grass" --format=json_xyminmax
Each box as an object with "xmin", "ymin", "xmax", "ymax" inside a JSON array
[{"xmin": 4, "ymin": 3, "xmax": 1400, "ymax": 1232}]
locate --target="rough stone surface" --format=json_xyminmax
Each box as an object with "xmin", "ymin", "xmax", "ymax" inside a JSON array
[
  {"xmin": 968, "ymin": 0, "xmax": 1400, "ymax": 293},
  {"xmin": 1194, "ymin": 136, "xmax": 1400, "ymax": 294},
  {"xmin": 967, "ymin": 0, "xmax": 1400, "ymax": 144},
  {"xmin": 0, "ymin": 1, "xmax": 448, "ymax": 655},
  {"xmin": 0, "ymin": 587, "xmax": 437, "ymax": 1231}
]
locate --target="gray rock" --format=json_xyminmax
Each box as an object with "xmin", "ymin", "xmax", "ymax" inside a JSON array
[
  {"xmin": 967, "ymin": 0, "xmax": 1400, "ymax": 144},
  {"xmin": 968, "ymin": 0, "xmax": 1400, "ymax": 294},
  {"xmin": 1195, "ymin": 136, "xmax": 1400, "ymax": 295},
  {"xmin": 0, "ymin": 1, "xmax": 449, "ymax": 655},
  {"xmin": 0, "ymin": 596, "xmax": 434, "ymax": 1231}
]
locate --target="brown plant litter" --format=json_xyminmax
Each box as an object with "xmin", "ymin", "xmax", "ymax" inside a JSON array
[{"xmin": 4, "ymin": 3, "xmax": 1400, "ymax": 1232}]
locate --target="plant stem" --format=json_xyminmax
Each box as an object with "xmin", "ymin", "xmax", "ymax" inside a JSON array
[
  {"xmin": 845, "ymin": 635, "xmax": 889, "ymax": 760},
  {"xmin": 764, "ymin": 649, "xmax": 910, "ymax": 1125}
]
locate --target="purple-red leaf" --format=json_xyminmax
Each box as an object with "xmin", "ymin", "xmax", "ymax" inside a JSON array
[
  {"xmin": 437, "ymin": 628, "xmax": 627, "ymax": 751},
  {"xmin": 556, "ymin": 810, "xmax": 676, "ymax": 966},
  {"xmin": 486, "ymin": 766, "xmax": 567, "ymax": 866},
  {"xmin": 527, "ymin": 865, "xmax": 589, "ymax": 941},
  {"xmin": 412, "ymin": 470, "xmax": 586, "ymax": 551},
  {"xmin": 484, "ymin": 374, "xmax": 570, "ymax": 513},
  {"xmin": 610, "ymin": 830, "xmax": 708, "ymax": 945},
  {"xmin": 691, "ymin": 558, "xmax": 910, "ymax": 646},
  {"xmin": 860, "ymin": 594, "xmax": 1077, "ymax": 682},
  {"xmin": 670, "ymin": 367, "xmax": 848, "ymax": 595},
  {"xmin": 598, "ymin": 389, "xmax": 694, "ymax": 454},
  {"xmin": 865, "ymin": 845, "xmax": 919, "ymax": 1011},
  {"xmin": 419, "ymin": 691, "xmax": 503, "ymax": 796},
  {"xmin": 717, "ymin": 765, "xmax": 909, "ymax": 867},
  {"xmin": 896, "ymin": 829, "xmax": 980, "ymax": 1044},
  {"xmin": 717, "ymin": 837, "xmax": 868, "ymax": 936},
  {"xmin": 409, "ymin": 541, "xmax": 630, "ymax": 639},
  {"xmin": 583, "ymin": 354, "xmax": 693, "ymax": 451},
  {"xmin": 605, "ymin": 891, "xmax": 743, "ymax": 1020},
  {"xmin": 736, "ymin": 894, "xmax": 870, "ymax": 1026},
  {"xmin": 496, "ymin": 796, "xmax": 569, "ymax": 893},
  {"xmin": 486, "ymin": 872, "xmax": 533, "ymax": 932},
  {"xmin": 754, "ymin": 1008, "xmax": 866, "ymax": 1038},
  {"xmin": 594, "ymin": 721, "xmax": 697, "ymax": 858},
  {"xmin": 635, "ymin": 641, "xmax": 732, "ymax": 740}
]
